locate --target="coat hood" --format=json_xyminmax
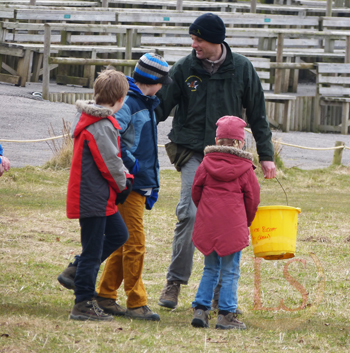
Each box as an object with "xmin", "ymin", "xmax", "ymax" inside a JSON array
[
  {"xmin": 72, "ymin": 100, "xmax": 118, "ymax": 137},
  {"xmin": 203, "ymin": 145, "xmax": 254, "ymax": 182}
]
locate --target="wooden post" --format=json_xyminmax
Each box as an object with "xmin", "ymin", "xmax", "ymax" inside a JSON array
[
  {"xmin": 274, "ymin": 33, "xmax": 284, "ymax": 94},
  {"xmin": 341, "ymin": 102, "xmax": 350, "ymax": 135},
  {"xmin": 251, "ymin": 0, "xmax": 257, "ymax": 13},
  {"xmin": 102, "ymin": 0, "xmax": 109, "ymax": 7},
  {"xmin": 125, "ymin": 28, "xmax": 133, "ymax": 76},
  {"xmin": 42, "ymin": 23, "xmax": 51, "ymax": 101},
  {"xmin": 176, "ymin": 0, "xmax": 183, "ymax": 11},
  {"xmin": 326, "ymin": 0, "xmax": 332, "ymax": 17},
  {"xmin": 332, "ymin": 141, "xmax": 345, "ymax": 165},
  {"xmin": 346, "ymin": 36, "xmax": 350, "ymax": 64},
  {"xmin": 29, "ymin": 0, "xmax": 36, "ymax": 5},
  {"xmin": 16, "ymin": 49, "xmax": 31, "ymax": 87}
]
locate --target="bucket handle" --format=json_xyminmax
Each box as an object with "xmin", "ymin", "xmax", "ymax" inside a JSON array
[{"xmin": 260, "ymin": 177, "xmax": 288, "ymax": 206}]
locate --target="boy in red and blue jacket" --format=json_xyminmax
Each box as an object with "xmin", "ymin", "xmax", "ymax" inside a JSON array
[{"xmin": 62, "ymin": 69, "xmax": 133, "ymax": 321}]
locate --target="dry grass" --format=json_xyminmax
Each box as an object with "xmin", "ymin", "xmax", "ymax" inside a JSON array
[
  {"xmin": 44, "ymin": 119, "xmax": 73, "ymax": 170},
  {"xmin": 1, "ymin": 165, "xmax": 350, "ymax": 352}
]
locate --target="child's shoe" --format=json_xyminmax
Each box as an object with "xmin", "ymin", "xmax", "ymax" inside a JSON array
[
  {"xmin": 216, "ymin": 312, "xmax": 246, "ymax": 330},
  {"xmin": 57, "ymin": 263, "xmax": 76, "ymax": 290},
  {"xmin": 191, "ymin": 308, "xmax": 209, "ymax": 328},
  {"xmin": 96, "ymin": 296, "xmax": 126, "ymax": 316},
  {"xmin": 70, "ymin": 299, "xmax": 114, "ymax": 321},
  {"xmin": 126, "ymin": 305, "xmax": 160, "ymax": 321}
]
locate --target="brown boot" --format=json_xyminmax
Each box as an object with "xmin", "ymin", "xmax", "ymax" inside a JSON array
[
  {"xmin": 57, "ymin": 263, "xmax": 76, "ymax": 290},
  {"xmin": 70, "ymin": 299, "xmax": 113, "ymax": 321},
  {"xmin": 191, "ymin": 308, "xmax": 210, "ymax": 328},
  {"xmin": 216, "ymin": 312, "xmax": 246, "ymax": 330},
  {"xmin": 126, "ymin": 306, "xmax": 160, "ymax": 321},
  {"xmin": 158, "ymin": 281, "xmax": 181, "ymax": 309},
  {"xmin": 95, "ymin": 296, "xmax": 126, "ymax": 316}
]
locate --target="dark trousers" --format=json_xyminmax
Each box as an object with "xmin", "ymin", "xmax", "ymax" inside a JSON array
[{"xmin": 74, "ymin": 212, "xmax": 129, "ymax": 304}]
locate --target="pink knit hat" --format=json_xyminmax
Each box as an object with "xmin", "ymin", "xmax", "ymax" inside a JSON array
[{"xmin": 216, "ymin": 116, "xmax": 246, "ymax": 141}]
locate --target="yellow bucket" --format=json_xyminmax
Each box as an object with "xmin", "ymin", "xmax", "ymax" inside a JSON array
[{"xmin": 249, "ymin": 205, "xmax": 301, "ymax": 260}]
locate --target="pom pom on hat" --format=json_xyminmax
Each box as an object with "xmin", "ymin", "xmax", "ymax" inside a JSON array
[
  {"xmin": 189, "ymin": 13, "xmax": 226, "ymax": 44},
  {"xmin": 216, "ymin": 116, "xmax": 247, "ymax": 141},
  {"xmin": 133, "ymin": 53, "xmax": 172, "ymax": 85}
]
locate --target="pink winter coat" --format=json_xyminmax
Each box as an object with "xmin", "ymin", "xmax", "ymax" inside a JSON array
[{"xmin": 191, "ymin": 145, "xmax": 260, "ymax": 257}]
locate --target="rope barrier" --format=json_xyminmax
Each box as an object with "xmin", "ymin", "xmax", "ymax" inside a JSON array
[
  {"xmin": 243, "ymin": 128, "xmax": 350, "ymax": 151},
  {"xmin": 0, "ymin": 135, "xmax": 64, "ymax": 143},
  {"xmin": 1, "ymin": 130, "xmax": 350, "ymax": 151}
]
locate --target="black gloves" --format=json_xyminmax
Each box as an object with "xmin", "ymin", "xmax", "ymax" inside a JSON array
[{"xmin": 115, "ymin": 179, "xmax": 132, "ymax": 205}]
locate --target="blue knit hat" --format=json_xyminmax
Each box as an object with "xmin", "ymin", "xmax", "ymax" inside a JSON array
[
  {"xmin": 189, "ymin": 13, "xmax": 226, "ymax": 44},
  {"xmin": 133, "ymin": 53, "xmax": 172, "ymax": 85}
]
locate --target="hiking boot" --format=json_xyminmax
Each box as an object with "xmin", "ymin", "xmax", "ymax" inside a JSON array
[
  {"xmin": 191, "ymin": 308, "xmax": 210, "ymax": 328},
  {"xmin": 95, "ymin": 296, "xmax": 126, "ymax": 316},
  {"xmin": 215, "ymin": 312, "xmax": 246, "ymax": 330},
  {"xmin": 126, "ymin": 306, "xmax": 160, "ymax": 321},
  {"xmin": 57, "ymin": 263, "xmax": 76, "ymax": 290},
  {"xmin": 70, "ymin": 299, "xmax": 114, "ymax": 321},
  {"xmin": 211, "ymin": 300, "xmax": 243, "ymax": 315},
  {"xmin": 158, "ymin": 281, "xmax": 181, "ymax": 309}
]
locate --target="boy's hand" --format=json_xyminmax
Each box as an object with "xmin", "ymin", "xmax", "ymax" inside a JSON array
[
  {"xmin": 1, "ymin": 156, "xmax": 10, "ymax": 171},
  {"xmin": 116, "ymin": 179, "xmax": 133, "ymax": 205}
]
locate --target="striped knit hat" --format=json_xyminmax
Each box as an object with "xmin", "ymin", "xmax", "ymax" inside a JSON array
[{"xmin": 133, "ymin": 53, "xmax": 172, "ymax": 85}]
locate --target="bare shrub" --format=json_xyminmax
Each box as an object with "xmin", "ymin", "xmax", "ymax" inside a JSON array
[{"xmin": 44, "ymin": 119, "xmax": 73, "ymax": 170}]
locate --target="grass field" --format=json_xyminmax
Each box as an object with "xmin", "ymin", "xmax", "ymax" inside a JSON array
[{"xmin": 0, "ymin": 164, "xmax": 350, "ymax": 352}]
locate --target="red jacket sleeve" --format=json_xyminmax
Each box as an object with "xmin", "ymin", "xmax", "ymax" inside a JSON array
[
  {"xmin": 242, "ymin": 169, "xmax": 260, "ymax": 226},
  {"xmin": 191, "ymin": 163, "xmax": 206, "ymax": 208}
]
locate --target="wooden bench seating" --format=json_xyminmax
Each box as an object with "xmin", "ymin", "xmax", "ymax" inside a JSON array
[
  {"xmin": 0, "ymin": 8, "xmax": 14, "ymax": 21},
  {"xmin": 0, "ymin": 22, "xmax": 150, "ymax": 87},
  {"xmin": 104, "ymin": 0, "xmax": 336, "ymax": 16},
  {"xmin": 314, "ymin": 62, "xmax": 350, "ymax": 134},
  {"xmin": 15, "ymin": 8, "xmax": 117, "ymax": 23},
  {"xmin": 0, "ymin": 0, "xmax": 99, "ymax": 6},
  {"xmin": 117, "ymin": 11, "xmax": 320, "ymax": 30}
]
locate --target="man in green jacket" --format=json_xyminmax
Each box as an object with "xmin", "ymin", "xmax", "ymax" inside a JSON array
[{"xmin": 156, "ymin": 13, "xmax": 276, "ymax": 310}]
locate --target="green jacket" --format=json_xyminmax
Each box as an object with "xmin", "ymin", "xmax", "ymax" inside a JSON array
[{"xmin": 156, "ymin": 42, "xmax": 274, "ymax": 162}]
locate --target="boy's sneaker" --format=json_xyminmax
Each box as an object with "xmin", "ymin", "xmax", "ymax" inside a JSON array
[
  {"xmin": 215, "ymin": 312, "xmax": 246, "ymax": 330},
  {"xmin": 158, "ymin": 281, "xmax": 181, "ymax": 309},
  {"xmin": 191, "ymin": 308, "xmax": 210, "ymax": 328},
  {"xmin": 95, "ymin": 296, "xmax": 126, "ymax": 316},
  {"xmin": 57, "ymin": 263, "xmax": 76, "ymax": 290},
  {"xmin": 126, "ymin": 306, "xmax": 160, "ymax": 321},
  {"xmin": 70, "ymin": 299, "xmax": 114, "ymax": 321}
]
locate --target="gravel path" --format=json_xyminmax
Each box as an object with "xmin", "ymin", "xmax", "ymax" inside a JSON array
[{"xmin": 2, "ymin": 81, "xmax": 350, "ymax": 170}]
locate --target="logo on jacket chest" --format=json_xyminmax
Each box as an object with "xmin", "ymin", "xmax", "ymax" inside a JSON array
[{"xmin": 185, "ymin": 75, "xmax": 202, "ymax": 92}]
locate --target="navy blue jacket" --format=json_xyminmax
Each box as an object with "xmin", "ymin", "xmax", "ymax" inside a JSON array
[{"xmin": 115, "ymin": 78, "xmax": 160, "ymax": 192}]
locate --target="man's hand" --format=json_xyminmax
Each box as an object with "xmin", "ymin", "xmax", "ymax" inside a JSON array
[{"xmin": 260, "ymin": 160, "xmax": 276, "ymax": 179}]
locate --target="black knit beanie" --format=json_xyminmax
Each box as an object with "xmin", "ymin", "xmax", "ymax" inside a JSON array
[{"xmin": 189, "ymin": 13, "xmax": 226, "ymax": 44}]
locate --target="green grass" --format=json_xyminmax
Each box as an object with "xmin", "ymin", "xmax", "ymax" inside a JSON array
[{"xmin": 1, "ymin": 165, "xmax": 350, "ymax": 352}]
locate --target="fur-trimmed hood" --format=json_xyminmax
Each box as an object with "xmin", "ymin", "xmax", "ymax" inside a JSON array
[
  {"xmin": 204, "ymin": 145, "xmax": 253, "ymax": 161},
  {"xmin": 71, "ymin": 100, "xmax": 119, "ymax": 138},
  {"xmin": 202, "ymin": 144, "xmax": 254, "ymax": 182},
  {"xmin": 75, "ymin": 100, "xmax": 113, "ymax": 118}
]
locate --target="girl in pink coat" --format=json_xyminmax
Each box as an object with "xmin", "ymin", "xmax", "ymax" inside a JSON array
[{"xmin": 190, "ymin": 116, "xmax": 260, "ymax": 330}]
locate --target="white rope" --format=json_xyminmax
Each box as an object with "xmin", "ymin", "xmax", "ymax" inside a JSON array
[{"xmin": 243, "ymin": 128, "xmax": 349, "ymax": 151}]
